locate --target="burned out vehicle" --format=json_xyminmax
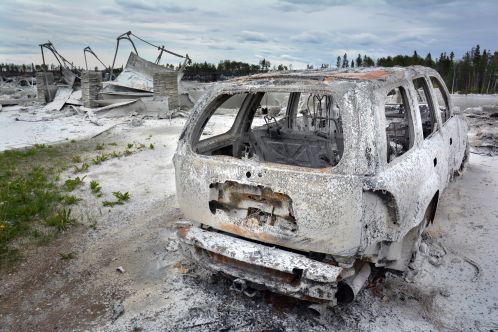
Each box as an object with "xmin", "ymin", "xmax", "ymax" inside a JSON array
[{"xmin": 173, "ymin": 66, "xmax": 468, "ymax": 307}]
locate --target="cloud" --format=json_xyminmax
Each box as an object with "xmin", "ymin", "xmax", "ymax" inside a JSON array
[
  {"xmin": 238, "ymin": 31, "xmax": 270, "ymax": 43},
  {"xmin": 0, "ymin": 0, "xmax": 496, "ymax": 69},
  {"xmin": 114, "ymin": 0, "xmax": 195, "ymax": 13},
  {"xmin": 274, "ymin": 0, "xmax": 372, "ymax": 12},
  {"xmin": 290, "ymin": 31, "xmax": 327, "ymax": 44}
]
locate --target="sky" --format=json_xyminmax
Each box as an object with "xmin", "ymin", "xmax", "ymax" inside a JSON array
[{"xmin": 0, "ymin": 0, "xmax": 497, "ymax": 69}]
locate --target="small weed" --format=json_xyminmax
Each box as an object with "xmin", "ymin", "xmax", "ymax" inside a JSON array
[
  {"xmin": 110, "ymin": 151, "xmax": 122, "ymax": 158},
  {"xmin": 127, "ymin": 143, "xmax": 133, "ymax": 149},
  {"xmin": 102, "ymin": 191, "xmax": 130, "ymax": 207},
  {"xmin": 138, "ymin": 143, "xmax": 146, "ymax": 149},
  {"xmin": 64, "ymin": 176, "xmax": 86, "ymax": 191},
  {"xmin": 70, "ymin": 139, "xmax": 76, "ymax": 143},
  {"xmin": 108, "ymin": 142, "xmax": 118, "ymax": 146},
  {"xmin": 72, "ymin": 155, "xmax": 82, "ymax": 163},
  {"xmin": 31, "ymin": 229, "xmax": 56, "ymax": 245},
  {"xmin": 102, "ymin": 201, "xmax": 119, "ymax": 207},
  {"xmin": 89, "ymin": 220, "xmax": 97, "ymax": 230},
  {"xmin": 45, "ymin": 207, "xmax": 76, "ymax": 232},
  {"xmin": 149, "ymin": 143, "xmax": 155, "ymax": 150},
  {"xmin": 123, "ymin": 150, "xmax": 132, "ymax": 156},
  {"xmin": 73, "ymin": 162, "xmax": 89, "ymax": 174},
  {"xmin": 113, "ymin": 191, "xmax": 130, "ymax": 202},
  {"xmin": 90, "ymin": 180, "xmax": 102, "ymax": 195},
  {"xmin": 95, "ymin": 143, "xmax": 105, "ymax": 151},
  {"xmin": 63, "ymin": 195, "xmax": 82, "ymax": 205},
  {"xmin": 34, "ymin": 144, "xmax": 47, "ymax": 149},
  {"xmin": 92, "ymin": 154, "xmax": 108, "ymax": 165},
  {"xmin": 59, "ymin": 252, "xmax": 76, "ymax": 260}
]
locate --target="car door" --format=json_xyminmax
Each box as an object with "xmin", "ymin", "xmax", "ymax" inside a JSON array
[
  {"xmin": 429, "ymin": 75, "xmax": 460, "ymax": 174},
  {"xmin": 372, "ymin": 84, "xmax": 426, "ymax": 232},
  {"xmin": 411, "ymin": 76, "xmax": 449, "ymax": 193}
]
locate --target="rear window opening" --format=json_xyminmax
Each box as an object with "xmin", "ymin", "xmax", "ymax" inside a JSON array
[
  {"xmin": 384, "ymin": 86, "xmax": 414, "ymax": 162},
  {"xmin": 193, "ymin": 91, "xmax": 344, "ymax": 168},
  {"xmin": 412, "ymin": 77, "xmax": 438, "ymax": 139}
]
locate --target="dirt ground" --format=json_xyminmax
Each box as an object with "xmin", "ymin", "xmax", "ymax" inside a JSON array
[{"xmin": 1, "ymin": 102, "xmax": 497, "ymax": 331}]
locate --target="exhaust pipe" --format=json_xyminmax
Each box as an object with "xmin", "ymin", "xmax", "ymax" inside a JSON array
[
  {"xmin": 308, "ymin": 303, "xmax": 328, "ymax": 316},
  {"xmin": 336, "ymin": 263, "xmax": 371, "ymax": 304},
  {"xmin": 231, "ymin": 278, "xmax": 247, "ymax": 293},
  {"xmin": 231, "ymin": 278, "xmax": 258, "ymax": 297}
]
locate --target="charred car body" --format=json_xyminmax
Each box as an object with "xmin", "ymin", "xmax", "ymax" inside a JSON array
[{"xmin": 174, "ymin": 66, "xmax": 468, "ymax": 306}]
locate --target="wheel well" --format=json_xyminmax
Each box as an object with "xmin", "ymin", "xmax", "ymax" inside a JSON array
[{"xmin": 426, "ymin": 191, "xmax": 439, "ymax": 224}]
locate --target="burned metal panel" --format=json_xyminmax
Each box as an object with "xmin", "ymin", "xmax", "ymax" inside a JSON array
[
  {"xmin": 177, "ymin": 223, "xmax": 342, "ymax": 303},
  {"xmin": 105, "ymin": 52, "xmax": 180, "ymax": 92},
  {"xmin": 174, "ymin": 152, "xmax": 364, "ymax": 255},
  {"xmin": 208, "ymin": 181, "xmax": 297, "ymax": 233}
]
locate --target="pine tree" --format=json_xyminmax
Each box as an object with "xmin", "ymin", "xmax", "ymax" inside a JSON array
[
  {"xmin": 356, "ymin": 54, "xmax": 362, "ymax": 67},
  {"xmin": 412, "ymin": 50, "xmax": 419, "ymax": 65},
  {"xmin": 342, "ymin": 53, "xmax": 349, "ymax": 68}
]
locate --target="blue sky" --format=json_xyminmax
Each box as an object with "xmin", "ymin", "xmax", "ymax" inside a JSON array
[{"xmin": 0, "ymin": 0, "xmax": 496, "ymax": 69}]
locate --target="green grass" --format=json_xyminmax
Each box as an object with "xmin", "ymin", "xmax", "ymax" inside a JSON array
[
  {"xmin": 0, "ymin": 144, "xmax": 86, "ymax": 271},
  {"xmin": 0, "ymin": 140, "xmax": 147, "ymax": 270},
  {"xmin": 149, "ymin": 144, "xmax": 155, "ymax": 150},
  {"xmin": 95, "ymin": 143, "xmax": 105, "ymax": 151}
]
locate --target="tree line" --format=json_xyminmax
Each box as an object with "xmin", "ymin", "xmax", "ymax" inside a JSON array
[
  {"xmin": 1, "ymin": 45, "xmax": 496, "ymax": 93},
  {"xmin": 334, "ymin": 45, "xmax": 497, "ymax": 94},
  {"xmin": 184, "ymin": 45, "xmax": 497, "ymax": 93}
]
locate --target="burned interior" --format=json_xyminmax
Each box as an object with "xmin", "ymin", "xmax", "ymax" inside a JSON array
[{"xmin": 193, "ymin": 90, "xmax": 344, "ymax": 168}]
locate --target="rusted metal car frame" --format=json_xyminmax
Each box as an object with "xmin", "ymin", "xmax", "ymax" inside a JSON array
[{"xmin": 174, "ymin": 66, "xmax": 468, "ymax": 307}]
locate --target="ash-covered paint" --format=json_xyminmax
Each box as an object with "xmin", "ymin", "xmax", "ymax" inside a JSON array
[{"xmin": 173, "ymin": 66, "xmax": 468, "ymax": 305}]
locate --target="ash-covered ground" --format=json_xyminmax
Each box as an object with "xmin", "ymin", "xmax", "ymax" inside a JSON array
[{"xmin": 0, "ymin": 88, "xmax": 497, "ymax": 331}]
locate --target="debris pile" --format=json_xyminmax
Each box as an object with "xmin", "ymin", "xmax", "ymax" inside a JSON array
[{"xmin": 464, "ymin": 105, "xmax": 498, "ymax": 155}]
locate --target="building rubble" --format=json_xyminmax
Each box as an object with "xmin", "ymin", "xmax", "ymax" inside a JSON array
[{"xmin": 0, "ymin": 33, "xmax": 193, "ymax": 129}]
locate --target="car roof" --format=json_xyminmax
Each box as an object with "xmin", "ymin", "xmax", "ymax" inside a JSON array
[{"xmin": 231, "ymin": 66, "xmax": 439, "ymax": 86}]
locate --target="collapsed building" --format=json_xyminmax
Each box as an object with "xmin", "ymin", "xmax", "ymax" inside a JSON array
[{"xmin": 21, "ymin": 33, "xmax": 192, "ymax": 117}]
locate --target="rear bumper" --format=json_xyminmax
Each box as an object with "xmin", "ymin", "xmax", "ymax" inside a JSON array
[{"xmin": 177, "ymin": 221, "xmax": 343, "ymax": 305}]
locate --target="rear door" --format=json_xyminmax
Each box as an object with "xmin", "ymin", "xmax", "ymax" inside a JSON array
[
  {"xmin": 411, "ymin": 76, "xmax": 449, "ymax": 192},
  {"xmin": 429, "ymin": 75, "xmax": 460, "ymax": 174}
]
